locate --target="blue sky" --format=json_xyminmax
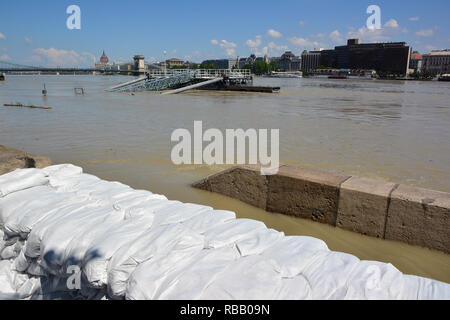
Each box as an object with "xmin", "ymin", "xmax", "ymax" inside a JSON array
[{"xmin": 1, "ymin": 0, "xmax": 449, "ymax": 67}]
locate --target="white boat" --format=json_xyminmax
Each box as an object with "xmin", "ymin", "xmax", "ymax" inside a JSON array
[{"xmin": 268, "ymin": 71, "xmax": 303, "ymax": 78}]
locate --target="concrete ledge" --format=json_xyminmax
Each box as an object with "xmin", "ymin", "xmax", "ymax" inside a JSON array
[
  {"xmin": 337, "ymin": 176, "xmax": 397, "ymax": 238},
  {"xmin": 385, "ymin": 184, "xmax": 450, "ymax": 254},
  {"xmin": 266, "ymin": 166, "xmax": 350, "ymax": 225},
  {"xmin": 0, "ymin": 145, "xmax": 51, "ymax": 175},
  {"xmin": 192, "ymin": 165, "xmax": 268, "ymax": 209},
  {"xmin": 192, "ymin": 165, "xmax": 450, "ymax": 253}
]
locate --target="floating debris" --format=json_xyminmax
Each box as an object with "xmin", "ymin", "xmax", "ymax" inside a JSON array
[
  {"xmin": 74, "ymin": 87, "xmax": 85, "ymax": 94},
  {"xmin": 4, "ymin": 103, "xmax": 52, "ymax": 110}
]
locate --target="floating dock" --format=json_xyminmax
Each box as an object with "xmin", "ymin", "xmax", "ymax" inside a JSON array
[{"xmin": 108, "ymin": 69, "xmax": 279, "ymax": 94}]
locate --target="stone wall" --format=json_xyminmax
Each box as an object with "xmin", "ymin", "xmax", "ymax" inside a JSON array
[{"xmin": 192, "ymin": 165, "xmax": 450, "ymax": 254}]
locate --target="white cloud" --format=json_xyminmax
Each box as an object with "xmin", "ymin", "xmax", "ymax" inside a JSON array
[
  {"xmin": 0, "ymin": 54, "xmax": 11, "ymax": 60},
  {"xmin": 299, "ymin": 21, "xmax": 306, "ymax": 26},
  {"xmin": 384, "ymin": 19, "xmax": 399, "ymax": 28},
  {"xmin": 409, "ymin": 17, "xmax": 420, "ymax": 22},
  {"xmin": 0, "ymin": 32, "xmax": 6, "ymax": 40},
  {"xmin": 24, "ymin": 37, "xmax": 32, "ymax": 45},
  {"xmin": 288, "ymin": 37, "xmax": 318, "ymax": 49},
  {"xmin": 245, "ymin": 35, "xmax": 262, "ymax": 48},
  {"xmin": 416, "ymin": 29, "xmax": 434, "ymax": 37},
  {"xmin": 346, "ymin": 19, "xmax": 403, "ymax": 42},
  {"xmin": 267, "ymin": 29, "xmax": 283, "ymax": 39},
  {"xmin": 329, "ymin": 30, "xmax": 343, "ymax": 43},
  {"xmin": 33, "ymin": 48, "xmax": 96, "ymax": 67},
  {"xmin": 212, "ymin": 39, "xmax": 237, "ymax": 56}
]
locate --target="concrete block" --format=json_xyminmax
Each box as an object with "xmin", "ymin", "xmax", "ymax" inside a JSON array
[
  {"xmin": 337, "ymin": 176, "xmax": 397, "ymax": 238},
  {"xmin": 192, "ymin": 165, "xmax": 269, "ymax": 209},
  {"xmin": 385, "ymin": 184, "xmax": 450, "ymax": 253},
  {"xmin": 266, "ymin": 165, "xmax": 350, "ymax": 225}
]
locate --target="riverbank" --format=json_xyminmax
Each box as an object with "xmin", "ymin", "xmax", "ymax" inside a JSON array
[{"xmin": 0, "ymin": 145, "xmax": 51, "ymax": 175}]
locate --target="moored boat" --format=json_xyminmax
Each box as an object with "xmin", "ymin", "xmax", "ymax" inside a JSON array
[
  {"xmin": 0, "ymin": 73, "xmax": 5, "ymax": 81},
  {"xmin": 438, "ymin": 74, "xmax": 450, "ymax": 81}
]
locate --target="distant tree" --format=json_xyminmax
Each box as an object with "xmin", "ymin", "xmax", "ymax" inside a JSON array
[
  {"xmin": 269, "ymin": 61, "xmax": 278, "ymax": 72},
  {"xmin": 200, "ymin": 63, "xmax": 218, "ymax": 69}
]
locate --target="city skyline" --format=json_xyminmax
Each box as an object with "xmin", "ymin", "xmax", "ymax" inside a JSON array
[{"xmin": 1, "ymin": 0, "xmax": 449, "ymax": 67}]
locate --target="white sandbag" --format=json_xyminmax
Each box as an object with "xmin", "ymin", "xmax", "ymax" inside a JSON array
[
  {"xmin": 198, "ymin": 255, "xmax": 284, "ymax": 300},
  {"xmin": 276, "ymin": 276, "xmax": 312, "ymax": 300},
  {"xmin": 301, "ymin": 251, "xmax": 360, "ymax": 299},
  {"xmin": 204, "ymin": 219, "xmax": 267, "ymax": 249},
  {"xmin": 49, "ymin": 173, "xmax": 101, "ymax": 191},
  {"xmin": 39, "ymin": 205, "xmax": 126, "ymax": 275},
  {"xmin": 82, "ymin": 214, "xmax": 156, "ymax": 288},
  {"xmin": 113, "ymin": 190, "xmax": 167, "ymax": 213},
  {"xmin": 261, "ymin": 236, "xmax": 330, "ymax": 278},
  {"xmin": 0, "ymin": 260, "xmax": 17, "ymax": 297},
  {"xmin": 3, "ymin": 190, "xmax": 83, "ymax": 237},
  {"xmin": 156, "ymin": 246, "xmax": 241, "ymax": 300},
  {"xmin": 24, "ymin": 201, "xmax": 104, "ymax": 259},
  {"xmin": 236, "ymin": 228, "xmax": 284, "ymax": 256},
  {"xmin": 108, "ymin": 223, "xmax": 204, "ymax": 299},
  {"xmin": 125, "ymin": 239, "xmax": 206, "ymax": 300},
  {"xmin": 343, "ymin": 261, "xmax": 406, "ymax": 300},
  {"xmin": 0, "ymin": 185, "xmax": 55, "ymax": 226},
  {"xmin": 0, "ymin": 169, "xmax": 49, "ymax": 198},
  {"xmin": 152, "ymin": 202, "xmax": 213, "ymax": 226},
  {"xmin": 402, "ymin": 275, "xmax": 450, "ymax": 300},
  {"xmin": 181, "ymin": 210, "xmax": 236, "ymax": 234},
  {"xmin": 43, "ymin": 164, "xmax": 83, "ymax": 179}
]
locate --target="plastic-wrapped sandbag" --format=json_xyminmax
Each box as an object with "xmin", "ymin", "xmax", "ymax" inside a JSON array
[
  {"xmin": 181, "ymin": 210, "xmax": 236, "ymax": 234},
  {"xmin": 108, "ymin": 223, "xmax": 205, "ymax": 299},
  {"xmin": 152, "ymin": 202, "xmax": 213, "ymax": 226},
  {"xmin": 0, "ymin": 186, "xmax": 55, "ymax": 226},
  {"xmin": 402, "ymin": 275, "xmax": 450, "ymax": 300},
  {"xmin": 24, "ymin": 201, "xmax": 104, "ymax": 259},
  {"xmin": 261, "ymin": 236, "xmax": 330, "ymax": 278},
  {"xmin": 39, "ymin": 205, "xmax": 126, "ymax": 275},
  {"xmin": 156, "ymin": 246, "xmax": 241, "ymax": 300},
  {"xmin": 343, "ymin": 261, "xmax": 406, "ymax": 300},
  {"xmin": 236, "ymin": 228, "xmax": 284, "ymax": 256},
  {"xmin": 82, "ymin": 213, "xmax": 157, "ymax": 288},
  {"xmin": 43, "ymin": 164, "xmax": 83, "ymax": 179},
  {"xmin": 199, "ymin": 255, "xmax": 286, "ymax": 300},
  {"xmin": 3, "ymin": 190, "xmax": 84, "ymax": 238},
  {"xmin": 125, "ymin": 237, "xmax": 206, "ymax": 300},
  {"xmin": 0, "ymin": 168, "xmax": 49, "ymax": 198},
  {"xmin": 204, "ymin": 219, "xmax": 267, "ymax": 249},
  {"xmin": 300, "ymin": 251, "xmax": 360, "ymax": 299},
  {"xmin": 0, "ymin": 260, "xmax": 16, "ymax": 296},
  {"xmin": 49, "ymin": 173, "xmax": 101, "ymax": 192}
]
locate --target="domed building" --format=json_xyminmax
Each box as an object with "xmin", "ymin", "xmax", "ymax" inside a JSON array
[
  {"xmin": 99, "ymin": 50, "xmax": 109, "ymax": 64},
  {"xmin": 95, "ymin": 50, "xmax": 111, "ymax": 69}
]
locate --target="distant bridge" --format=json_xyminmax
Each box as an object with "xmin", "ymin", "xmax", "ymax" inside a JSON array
[{"xmin": 0, "ymin": 60, "xmax": 154, "ymax": 74}]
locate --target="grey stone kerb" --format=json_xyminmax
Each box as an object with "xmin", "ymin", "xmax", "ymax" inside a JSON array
[{"xmin": 192, "ymin": 164, "xmax": 450, "ymax": 254}]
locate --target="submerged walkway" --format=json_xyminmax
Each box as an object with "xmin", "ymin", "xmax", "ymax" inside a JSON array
[{"xmin": 0, "ymin": 165, "xmax": 449, "ymax": 300}]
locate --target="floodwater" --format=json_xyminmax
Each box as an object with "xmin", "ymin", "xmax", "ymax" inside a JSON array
[{"xmin": 1, "ymin": 75, "xmax": 449, "ymax": 283}]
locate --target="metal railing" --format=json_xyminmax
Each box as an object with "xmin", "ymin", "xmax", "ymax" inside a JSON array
[{"xmin": 147, "ymin": 69, "xmax": 252, "ymax": 79}]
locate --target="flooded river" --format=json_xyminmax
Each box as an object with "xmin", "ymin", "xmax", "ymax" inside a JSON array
[{"xmin": 1, "ymin": 75, "xmax": 449, "ymax": 283}]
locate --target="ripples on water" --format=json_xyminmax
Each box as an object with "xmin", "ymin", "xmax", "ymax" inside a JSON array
[{"xmin": 1, "ymin": 75, "xmax": 450, "ymax": 282}]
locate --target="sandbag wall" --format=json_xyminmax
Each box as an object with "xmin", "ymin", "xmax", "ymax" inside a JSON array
[{"xmin": 0, "ymin": 165, "xmax": 449, "ymax": 300}]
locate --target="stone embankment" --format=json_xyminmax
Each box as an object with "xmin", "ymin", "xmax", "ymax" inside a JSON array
[
  {"xmin": 192, "ymin": 165, "xmax": 450, "ymax": 254},
  {"xmin": 0, "ymin": 145, "xmax": 51, "ymax": 175}
]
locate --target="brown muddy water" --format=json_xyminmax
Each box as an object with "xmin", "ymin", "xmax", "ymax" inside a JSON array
[{"xmin": 0, "ymin": 75, "xmax": 449, "ymax": 283}]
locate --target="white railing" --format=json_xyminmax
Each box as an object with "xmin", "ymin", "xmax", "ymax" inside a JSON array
[{"xmin": 147, "ymin": 69, "xmax": 251, "ymax": 79}]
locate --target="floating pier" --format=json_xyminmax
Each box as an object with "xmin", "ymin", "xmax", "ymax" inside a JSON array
[{"xmin": 108, "ymin": 69, "xmax": 279, "ymax": 94}]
